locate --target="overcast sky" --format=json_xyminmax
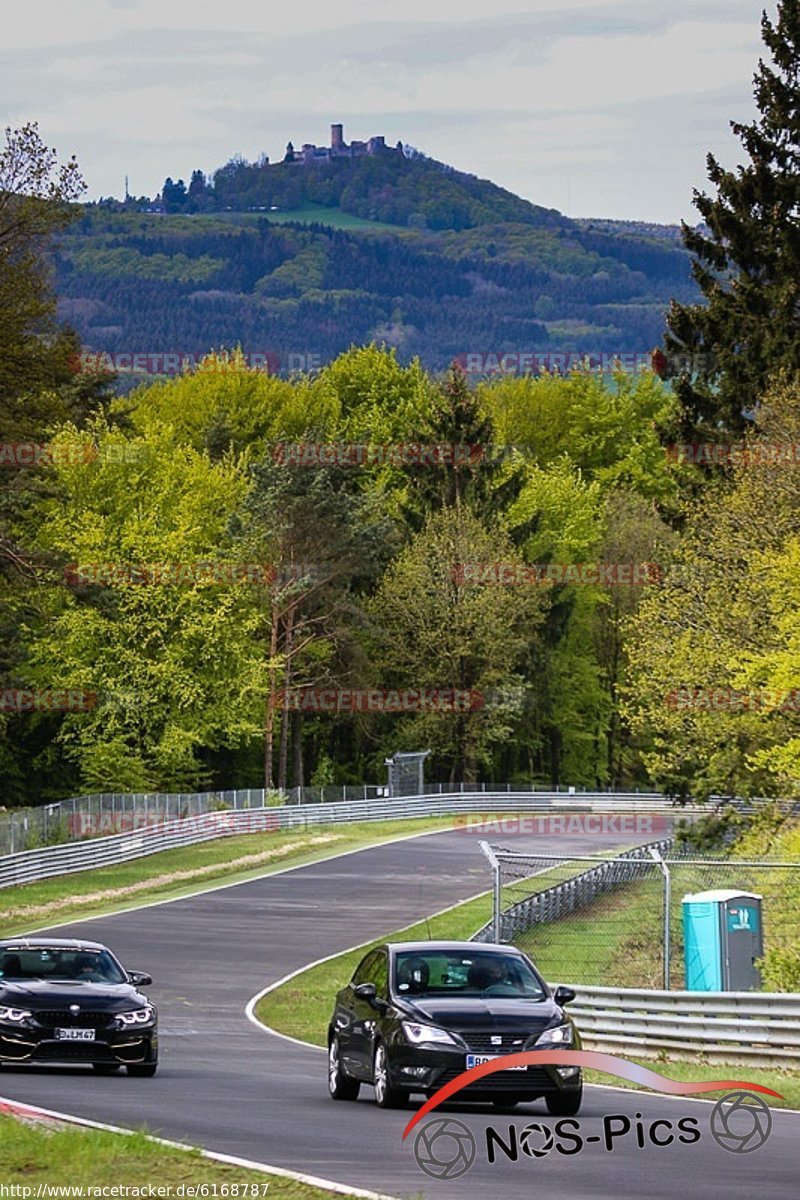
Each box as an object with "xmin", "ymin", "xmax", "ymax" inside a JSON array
[{"xmin": 1, "ymin": 0, "xmax": 772, "ymax": 223}]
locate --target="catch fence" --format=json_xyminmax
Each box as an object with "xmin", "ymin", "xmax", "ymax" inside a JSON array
[{"xmin": 475, "ymin": 843, "xmax": 800, "ymax": 992}]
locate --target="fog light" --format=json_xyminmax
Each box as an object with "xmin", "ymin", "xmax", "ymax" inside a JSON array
[
  {"xmin": 557, "ymin": 1066, "xmax": 580, "ymax": 1078},
  {"xmin": 398, "ymin": 1065, "xmax": 429, "ymax": 1077}
]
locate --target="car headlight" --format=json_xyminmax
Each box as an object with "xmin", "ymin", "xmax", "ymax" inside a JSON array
[
  {"xmin": 116, "ymin": 1007, "xmax": 154, "ymax": 1026},
  {"xmin": 402, "ymin": 1021, "xmax": 460, "ymax": 1047},
  {"xmin": 0, "ymin": 1006, "xmax": 32, "ymax": 1023},
  {"xmin": 535, "ymin": 1022, "xmax": 573, "ymax": 1047}
]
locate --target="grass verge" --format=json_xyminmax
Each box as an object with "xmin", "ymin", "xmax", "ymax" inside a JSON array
[
  {"xmin": 0, "ymin": 817, "xmax": 455, "ymax": 937},
  {"xmin": 517, "ymin": 857, "xmax": 799, "ymax": 990},
  {"xmin": 583, "ymin": 1057, "xmax": 800, "ymax": 1109},
  {"xmin": 515, "ymin": 874, "xmax": 666, "ymax": 987},
  {"xmin": 0, "ymin": 1113, "xmax": 370, "ymax": 1198}
]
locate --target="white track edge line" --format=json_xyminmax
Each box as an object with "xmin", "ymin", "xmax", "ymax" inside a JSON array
[
  {"xmin": 0, "ymin": 1094, "xmax": 400, "ymax": 1200},
  {"xmin": 244, "ymin": 886, "xmax": 493, "ymax": 1047}
]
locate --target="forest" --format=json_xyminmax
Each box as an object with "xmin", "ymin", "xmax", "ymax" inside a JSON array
[
  {"xmin": 2, "ymin": 0, "xmax": 800, "ymax": 808},
  {"xmin": 55, "ymin": 153, "xmax": 698, "ymax": 375}
]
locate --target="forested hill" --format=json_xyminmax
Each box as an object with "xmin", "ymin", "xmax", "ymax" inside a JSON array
[
  {"xmin": 54, "ymin": 147, "xmax": 699, "ymax": 376},
  {"xmin": 200, "ymin": 145, "xmax": 569, "ymax": 231}
]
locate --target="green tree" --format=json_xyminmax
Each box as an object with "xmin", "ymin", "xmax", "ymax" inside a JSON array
[
  {"xmin": 479, "ymin": 368, "xmax": 681, "ymax": 509},
  {"xmin": 368, "ymin": 506, "xmax": 544, "ymax": 781},
  {"xmin": 0, "ymin": 124, "xmax": 112, "ymax": 803},
  {"xmin": 504, "ymin": 459, "xmax": 609, "ymax": 785},
  {"xmin": 624, "ymin": 378, "xmax": 800, "ymax": 798},
  {"xmin": 234, "ymin": 454, "xmax": 391, "ymax": 790},
  {"xmin": 400, "ymin": 364, "xmax": 507, "ymax": 525},
  {"xmin": 0, "ymin": 121, "xmax": 87, "ymax": 411},
  {"xmin": 25, "ymin": 420, "xmax": 268, "ymax": 792},
  {"xmin": 665, "ymin": 0, "xmax": 800, "ymax": 435}
]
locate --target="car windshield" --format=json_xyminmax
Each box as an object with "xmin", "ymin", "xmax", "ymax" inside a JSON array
[
  {"xmin": 0, "ymin": 948, "xmax": 127, "ymax": 984},
  {"xmin": 393, "ymin": 950, "xmax": 546, "ymax": 1000}
]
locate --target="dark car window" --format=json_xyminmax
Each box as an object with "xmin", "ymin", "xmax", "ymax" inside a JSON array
[
  {"xmin": 0, "ymin": 947, "xmax": 127, "ymax": 984},
  {"xmin": 393, "ymin": 950, "xmax": 545, "ymax": 1000},
  {"xmin": 351, "ymin": 950, "xmax": 380, "ymax": 987},
  {"xmin": 351, "ymin": 949, "xmax": 388, "ymax": 997},
  {"xmin": 368, "ymin": 951, "xmax": 388, "ymax": 998}
]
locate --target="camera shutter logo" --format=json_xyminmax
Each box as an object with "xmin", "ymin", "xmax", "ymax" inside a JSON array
[
  {"xmin": 520, "ymin": 1121, "xmax": 555, "ymax": 1158},
  {"xmin": 710, "ymin": 1092, "xmax": 773, "ymax": 1153},
  {"xmin": 413, "ymin": 1117, "xmax": 476, "ymax": 1179}
]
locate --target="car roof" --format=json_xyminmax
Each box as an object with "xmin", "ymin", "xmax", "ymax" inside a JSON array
[
  {"xmin": 385, "ymin": 941, "xmax": 523, "ymax": 955},
  {"xmin": 0, "ymin": 937, "xmax": 108, "ymax": 952}
]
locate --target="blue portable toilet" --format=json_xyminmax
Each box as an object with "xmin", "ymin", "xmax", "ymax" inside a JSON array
[{"xmin": 682, "ymin": 890, "xmax": 763, "ymax": 991}]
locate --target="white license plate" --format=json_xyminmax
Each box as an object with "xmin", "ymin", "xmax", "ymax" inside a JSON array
[
  {"xmin": 55, "ymin": 1028, "xmax": 95, "ymax": 1041},
  {"xmin": 466, "ymin": 1053, "xmax": 526, "ymax": 1071}
]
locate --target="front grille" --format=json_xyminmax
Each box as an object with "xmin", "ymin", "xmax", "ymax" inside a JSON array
[
  {"xmin": 35, "ymin": 1041, "xmax": 113, "ymax": 1062},
  {"xmin": 458, "ymin": 1032, "xmax": 530, "ymax": 1054},
  {"xmin": 33, "ymin": 1011, "xmax": 114, "ymax": 1030},
  {"xmin": 436, "ymin": 1065, "xmax": 552, "ymax": 1093}
]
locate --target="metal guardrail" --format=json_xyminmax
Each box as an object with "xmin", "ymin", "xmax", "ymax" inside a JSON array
[
  {"xmin": 0, "ymin": 783, "xmax": 673, "ymax": 856},
  {"xmin": 471, "ymin": 839, "xmax": 674, "ymax": 943},
  {"xmin": 0, "ymin": 792, "xmax": 690, "ymax": 890},
  {"xmin": 567, "ymin": 985, "xmax": 800, "ymax": 1067}
]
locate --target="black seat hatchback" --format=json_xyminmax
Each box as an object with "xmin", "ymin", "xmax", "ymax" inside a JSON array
[
  {"xmin": 0, "ymin": 937, "xmax": 158, "ymax": 1076},
  {"xmin": 328, "ymin": 940, "xmax": 581, "ymax": 1113}
]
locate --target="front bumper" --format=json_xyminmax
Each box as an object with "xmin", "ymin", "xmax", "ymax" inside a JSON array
[
  {"xmin": 0, "ymin": 1023, "xmax": 158, "ymax": 1067},
  {"xmin": 385, "ymin": 1037, "xmax": 582, "ymax": 1099}
]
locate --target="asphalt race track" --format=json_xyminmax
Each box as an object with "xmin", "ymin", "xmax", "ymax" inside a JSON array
[{"xmin": 0, "ymin": 827, "xmax": 797, "ymax": 1198}]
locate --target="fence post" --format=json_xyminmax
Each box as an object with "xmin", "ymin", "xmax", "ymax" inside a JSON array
[
  {"xmin": 648, "ymin": 847, "xmax": 671, "ymax": 989},
  {"xmin": 479, "ymin": 840, "xmax": 502, "ymax": 943}
]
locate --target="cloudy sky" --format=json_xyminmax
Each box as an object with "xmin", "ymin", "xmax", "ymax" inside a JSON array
[{"xmin": 1, "ymin": 0, "xmax": 771, "ymax": 223}]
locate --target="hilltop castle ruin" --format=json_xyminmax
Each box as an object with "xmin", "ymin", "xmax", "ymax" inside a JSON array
[{"xmin": 284, "ymin": 124, "xmax": 399, "ymax": 165}]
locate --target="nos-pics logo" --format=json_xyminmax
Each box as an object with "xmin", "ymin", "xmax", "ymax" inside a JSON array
[{"xmin": 412, "ymin": 1094, "xmax": 774, "ymax": 1179}]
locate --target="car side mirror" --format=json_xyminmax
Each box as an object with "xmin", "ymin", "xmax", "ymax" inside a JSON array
[
  {"xmin": 353, "ymin": 982, "xmax": 387, "ymax": 1011},
  {"xmin": 553, "ymin": 985, "xmax": 576, "ymax": 1006},
  {"xmin": 128, "ymin": 971, "xmax": 153, "ymax": 987}
]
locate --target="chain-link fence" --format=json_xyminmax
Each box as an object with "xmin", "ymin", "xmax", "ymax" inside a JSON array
[
  {"xmin": 476, "ymin": 844, "xmax": 800, "ymax": 991},
  {"xmin": 0, "ymin": 789, "xmax": 282, "ymax": 856}
]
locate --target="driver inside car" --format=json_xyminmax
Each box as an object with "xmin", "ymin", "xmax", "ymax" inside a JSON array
[
  {"xmin": 468, "ymin": 958, "xmax": 518, "ymax": 991},
  {"xmin": 73, "ymin": 953, "xmax": 108, "ymax": 982}
]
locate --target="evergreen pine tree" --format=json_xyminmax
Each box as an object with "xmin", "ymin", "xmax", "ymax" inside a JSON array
[{"xmin": 665, "ymin": 0, "xmax": 800, "ymax": 437}]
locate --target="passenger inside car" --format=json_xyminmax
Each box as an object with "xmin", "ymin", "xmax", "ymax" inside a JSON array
[{"xmin": 0, "ymin": 953, "xmax": 23, "ymax": 979}]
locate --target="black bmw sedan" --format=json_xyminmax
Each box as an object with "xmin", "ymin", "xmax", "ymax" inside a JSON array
[
  {"xmin": 0, "ymin": 937, "xmax": 158, "ymax": 1075},
  {"xmin": 327, "ymin": 940, "xmax": 582, "ymax": 1113}
]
